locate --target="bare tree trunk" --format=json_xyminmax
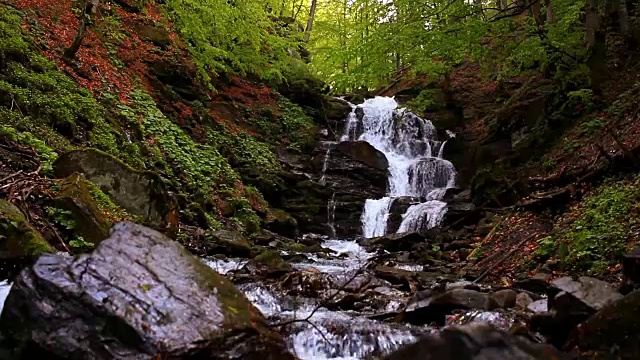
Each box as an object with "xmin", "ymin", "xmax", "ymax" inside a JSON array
[
  {"xmin": 531, "ymin": 0, "xmax": 544, "ymax": 25},
  {"xmin": 501, "ymin": 0, "xmax": 508, "ymax": 9},
  {"xmin": 619, "ymin": 0, "xmax": 631, "ymax": 37},
  {"xmin": 303, "ymin": 0, "xmax": 318, "ymax": 42},
  {"xmin": 586, "ymin": 0, "xmax": 600, "ymax": 48},
  {"xmin": 64, "ymin": 0, "xmax": 99, "ymax": 60},
  {"xmin": 545, "ymin": 0, "xmax": 554, "ymax": 23},
  {"xmin": 586, "ymin": 0, "xmax": 606, "ymax": 95}
]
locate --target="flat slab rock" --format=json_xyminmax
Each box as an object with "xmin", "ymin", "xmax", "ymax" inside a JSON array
[{"xmin": 0, "ymin": 222, "xmax": 293, "ymax": 360}]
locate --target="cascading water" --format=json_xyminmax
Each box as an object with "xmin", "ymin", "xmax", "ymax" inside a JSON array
[{"xmin": 341, "ymin": 97, "xmax": 456, "ymax": 237}]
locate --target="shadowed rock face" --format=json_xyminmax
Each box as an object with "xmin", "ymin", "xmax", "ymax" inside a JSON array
[
  {"xmin": 383, "ymin": 323, "xmax": 569, "ymax": 360},
  {"xmin": 0, "ymin": 222, "xmax": 293, "ymax": 360},
  {"xmin": 53, "ymin": 149, "xmax": 172, "ymax": 228}
]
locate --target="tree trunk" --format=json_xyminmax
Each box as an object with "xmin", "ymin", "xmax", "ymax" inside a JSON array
[
  {"xmin": 619, "ymin": 0, "xmax": 631, "ymax": 37},
  {"xmin": 585, "ymin": 0, "xmax": 600, "ymax": 48},
  {"xmin": 531, "ymin": 0, "xmax": 544, "ymax": 26},
  {"xmin": 64, "ymin": 0, "xmax": 99, "ymax": 60},
  {"xmin": 303, "ymin": 0, "xmax": 318, "ymax": 42},
  {"xmin": 501, "ymin": 0, "xmax": 508, "ymax": 9},
  {"xmin": 585, "ymin": 0, "xmax": 606, "ymax": 95},
  {"xmin": 545, "ymin": 0, "xmax": 554, "ymax": 23}
]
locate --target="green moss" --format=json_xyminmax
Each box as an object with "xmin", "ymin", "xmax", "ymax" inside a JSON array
[
  {"xmin": 253, "ymin": 249, "xmax": 291, "ymax": 272},
  {"xmin": 541, "ymin": 176, "xmax": 640, "ymax": 276},
  {"xmin": 0, "ymin": 200, "xmax": 52, "ymax": 257},
  {"xmin": 0, "ymin": 125, "xmax": 58, "ymax": 174},
  {"xmin": 277, "ymin": 96, "xmax": 317, "ymax": 153}
]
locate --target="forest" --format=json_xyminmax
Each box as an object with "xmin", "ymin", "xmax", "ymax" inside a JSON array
[{"xmin": 0, "ymin": 0, "xmax": 640, "ymax": 359}]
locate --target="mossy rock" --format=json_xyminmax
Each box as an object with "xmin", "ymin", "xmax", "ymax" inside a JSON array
[
  {"xmin": 205, "ymin": 230, "xmax": 253, "ymax": 258},
  {"xmin": 0, "ymin": 200, "xmax": 52, "ymax": 260},
  {"xmin": 55, "ymin": 174, "xmax": 112, "ymax": 245},
  {"xmin": 253, "ymin": 250, "xmax": 293, "ymax": 274},
  {"xmin": 134, "ymin": 24, "xmax": 172, "ymax": 50},
  {"xmin": 265, "ymin": 209, "xmax": 298, "ymax": 238},
  {"xmin": 53, "ymin": 149, "xmax": 173, "ymax": 229}
]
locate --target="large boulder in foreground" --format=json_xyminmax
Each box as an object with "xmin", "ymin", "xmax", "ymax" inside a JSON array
[
  {"xmin": 383, "ymin": 323, "xmax": 569, "ymax": 360},
  {"xmin": 53, "ymin": 149, "xmax": 173, "ymax": 228},
  {"xmin": 564, "ymin": 290, "xmax": 640, "ymax": 358},
  {"xmin": 0, "ymin": 222, "xmax": 293, "ymax": 359}
]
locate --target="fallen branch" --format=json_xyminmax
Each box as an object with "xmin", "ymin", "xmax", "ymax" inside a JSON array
[{"xmin": 467, "ymin": 213, "xmax": 510, "ymax": 261}]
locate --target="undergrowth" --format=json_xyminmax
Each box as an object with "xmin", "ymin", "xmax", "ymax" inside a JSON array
[{"xmin": 534, "ymin": 176, "xmax": 640, "ymax": 276}]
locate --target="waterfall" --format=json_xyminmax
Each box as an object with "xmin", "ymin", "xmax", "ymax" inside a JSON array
[
  {"xmin": 326, "ymin": 193, "xmax": 337, "ymax": 238},
  {"xmin": 339, "ymin": 97, "xmax": 456, "ymax": 238},
  {"xmin": 318, "ymin": 142, "xmax": 333, "ymax": 186}
]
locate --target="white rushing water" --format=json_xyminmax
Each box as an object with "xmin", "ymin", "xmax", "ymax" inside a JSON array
[
  {"xmin": 205, "ymin": 239, "xmax": 427, "ymax": 359},
  {"xmin": 341, "ymin": 97, "xmax": 456, "ymax": 237}
]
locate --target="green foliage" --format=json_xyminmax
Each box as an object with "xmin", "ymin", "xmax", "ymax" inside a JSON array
[
  {"xmin": 47, "ymin": 207, "xmax": 77, "ymax": 231},
  {"xmin": 0, "ymin": 125, "xmax": 58, "ymax": 174},
  {"xmin": 69, "ymin": 236, "xmax": 95, "ymax": 249},
  {"xmin": 117, "ymin": 89, "xmax": 261, "ymax": 232},
  {"xmin": 558, "ymin": 178, "xmax": 640, "ymax": 275},
  {"xmin": 0, "ymin": 6, "xmax": 120, "ymax": 158},
  {"xmin": 163, "ymin": 0, "xmax": 304, "ymax": 83},
  {"xmin": 309, "ymin": 0, "xmax": 588, "ymax": 92},
  {"xmin": 277, "ymin": 96, "xmax": 317, "ymax": 152}
]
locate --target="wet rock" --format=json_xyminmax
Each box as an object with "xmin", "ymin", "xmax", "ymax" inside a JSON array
[
  {"xmin": 281, "ymin": 270, "xmax": 329, "ymax": 298},
  {"xmin": 0, "ymin": 222, "xmax": 293, "ymax": 359},
  {"xmin": 445, "ymin": 280, "xmax": 480, "ymax": 291},
  {"xmin": 360, "ymin": 232, "xmax": 428, "ymax": 252},
  {"xmin": 55, "ymin": 174, "xmax": 111, "ymax": 245},
  {"xmin": 489, "ymin": 289, "xmax": 518, "ymax": 309},
  {"xmin": 253, "ymin": 250, "xmax": 293, "ymax": 276},
  {"xmin": 204, "ymin": 230, "xmax": 253, "ymax": 258},
  {"xmin": 514, "ymin": 277, "xmax": 554, "ymax": 295},
  {"xmin": 386, "ymin": 196, "xmax": 422, "ymax": 234},
  {"xmin": 622, "ymin": 247, "xmax": 640, "ymax": 292},
  {"xmin": 0, "ymin": 200, "xmax": 52, "ymax": 279},
  {"xmin": 374, "ymin": 266, "xmax": 416, "ymax": 292},
  {"xmin": 383, "ymin": 322, "xmax": 569, "ymax": 360},
  {"xmin": 264, "ymin": 208, "xmax": 298, "ymax": 238},
  {"xmin": 564, "ymin": 290, "xmax": 640, "ymax": 358},
  {"xmin": 336, "ymin": 141, "xmax": 389, "ymax": 170},
  {"xmin": 403, "ymin": 289, "xmax": 491, "ymax": 325},
  {"xmin": 527, "ymin": 299, "xmax": 548, "ymax": 313},
  {"xmin": 53, "ymin": 149, "xmax": 172, "ymax": 228},
  {"xmin": 515, "ymin": 292, "xmax": 534, "ymax": 310},
  {"xmin": 549, "ymin": 276, "xmax": 623, "ymax": 313}
]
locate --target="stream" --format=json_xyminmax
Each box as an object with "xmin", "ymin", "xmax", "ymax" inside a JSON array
[{"xmin": 0, "ymin": 97, "xmax": 508, "ymax": 358}]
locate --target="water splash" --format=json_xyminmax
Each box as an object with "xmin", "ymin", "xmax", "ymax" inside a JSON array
[
  {"xmin": 0, "ymin": 280, "xmax": 12, "ymax": 314},
  {"xmin": 361, "ymin": 197, "xmax": 393, "ymax": 238},
  {"xmin": 340, "ymin": 97, "xmax": 456, "ymax": 237}
]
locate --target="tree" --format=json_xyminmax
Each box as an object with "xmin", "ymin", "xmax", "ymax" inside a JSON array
[
  {"xmin": 304, "ymin": 0, "xmax": 318, "ymax": 42},
  {"xmin": 64, "ymin": 0, "xmax": 100, "ymax": 59}
]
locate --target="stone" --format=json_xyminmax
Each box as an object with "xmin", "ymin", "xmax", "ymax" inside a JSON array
[
  {"xmin": 383, "ymin": 322, "xmax": 569, "ymax": 360},
  {"xmin": 204, "ymin": 230, "xmax": 253, "ymax": 258},
  {"xmin": 0, "ymin": 200, "xmax": 52, "ymax": 279},
  {"xmin": 549, "ymin": 276, "xmax": 623, "ymax": 313},
  {"xmin": 514, "ymin": 277, "xmax": 553, "ymax": 295},
  {"xmin": 134, "ymin": 24, "xmax": 172, "ymax": 49},
  {"xmin": 55, "ymin": 174, "xmax": 111, "ymax": 245},
  {"xmin": 374, "ymin": 266, "xmax": 415, "ymax": 291},
  {"xmin": 515, "ymin": 292, "xmax": 534, "ymax": 310},
  {"xmin": 403, "ymin": 289, "xmax": 491, "ymax": 325},
  {"xmin": 264, "ymin": 209, "xmax": 298, "ymax": 238},
  {"xmin": 489, "ymin": 289, "xmax": 518, "ymax": 309},
  {"xmin": 53, "ymin": 149, "xmax": 172, "ymax": 228},
  {"xmin": 526, "ymin": 299, "xmax": 548, "ymax": 313},
  {"xmin": 386, "ymin": 196, "xmax": 422, "ymax": 234},
  {"xmin": 360, "ymin": 232, "xmax": 428, "ymax": 252},
  {"xmin": 336, "ymin": 141, "xmax": 389, "ymax": 170},
  {"xmin": 622, "ymin": 247, "xmax": 640, "ymax": 291},
  {"xmin": 564, "ymin": 290, "xmax": 640, "ymax": 358},
  {"xmin": 253, "ymin": 250, "xmax": 293, "ymax": 276},
  {"xmin": 0, "ymin": 222, "xmax": 293, "ymax": 359}
]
